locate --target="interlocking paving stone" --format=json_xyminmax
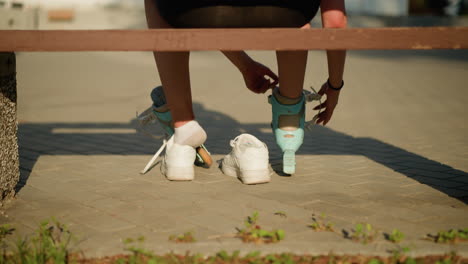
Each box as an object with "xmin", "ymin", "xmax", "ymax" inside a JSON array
[{"xmin": 305, "ymin": 201, "xmax": 377, "ymax": 220}]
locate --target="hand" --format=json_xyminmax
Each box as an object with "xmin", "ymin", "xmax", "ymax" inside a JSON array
[
  {"xmin": 240, "ymin": 60, "xmax": 278, "ymax": 94},
  {"xmin": 313, "ymin": 81, "xmax": 341, "ymax": 126}
]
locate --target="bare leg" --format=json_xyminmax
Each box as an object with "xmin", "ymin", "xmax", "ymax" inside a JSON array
[
  {"xmin": 144, "ymin": 0, "xmax": 193, "ymax": 128},
  {"xmin": 276, "ymin": 51, "xmax": 308, "ymax": 99},
  {"xmin": 275, "ymin": 51, "xmax": 308, "ymax": 130}
]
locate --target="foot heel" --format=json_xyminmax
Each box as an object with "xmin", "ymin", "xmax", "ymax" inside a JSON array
[
  {"xmin": 240, "ymin": 169, "xmax": 271, "ymax": 185},
  {"xmin": 165, "ymin": 166, "xmax": 194, "ymax": 181},
  {"xmin": 283, "ymin": 150, "xmax": 296, "ymax": 174}
]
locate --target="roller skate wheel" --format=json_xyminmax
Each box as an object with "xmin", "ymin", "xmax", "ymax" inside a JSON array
[
  {"xmin": 196, "ymin": 146, "xmax": 213, "ymax": 167},
  {"xmin": 283, "ymin": 150, "xmax": 296, "ymax": 174}
]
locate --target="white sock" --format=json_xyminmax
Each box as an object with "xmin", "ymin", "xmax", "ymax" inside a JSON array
[{"xmin": 174, "ymin": 120, "xmax": 207, "ymax": 148}]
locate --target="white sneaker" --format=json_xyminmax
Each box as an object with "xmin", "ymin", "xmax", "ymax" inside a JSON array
[
  {"xmin": 221, "ymin": 134, "xmax": 271, "ymax": 184},
  {"xmin": 161, "ymin": 136, "xmax": 196, "ymax": 181}
]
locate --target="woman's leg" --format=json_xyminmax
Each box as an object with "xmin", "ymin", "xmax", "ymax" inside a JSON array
[
  {"xmin": 144, "ymin": 0, "xmax": 193, "ymax": 128},
  {"xmin": 271, "ymin": 51, "xmax": 308, "ymax": 174},
  {"xmin": 144, "ymin": 0, "xmax": 207, "ymax": 180},
  {"xmin": 276, "ymin": 51, "xmax": 307, "ymax": 99},
  {"xmin": 275, "ymin": 50, "xmax": 308, "ymax": 131}
]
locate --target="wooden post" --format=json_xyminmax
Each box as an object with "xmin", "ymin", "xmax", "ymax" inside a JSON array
[{"xmin": 0, "ymin": 52, "xmax": 19, "ymax": 206}]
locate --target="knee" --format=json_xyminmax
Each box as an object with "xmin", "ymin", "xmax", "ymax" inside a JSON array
[{"xmin": 322, "ymin": 11, "xmax": 347, "ymax": 29}]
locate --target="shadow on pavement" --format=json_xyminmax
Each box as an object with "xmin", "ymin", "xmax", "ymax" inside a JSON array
[{"xmin": 17, "ymin": 102, "xmax": 467, "ymax": 204}]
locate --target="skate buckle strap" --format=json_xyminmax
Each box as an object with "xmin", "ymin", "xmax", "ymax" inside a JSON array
[
  {"xmin": 136, "ymin": 106, "xmax": 172, "ymax": 174},
  {"xmin": 267, "ymin": 86, "xmax": 322, "ymax": 132},
  {"xmin": 152, "ymin": 108, "xmax": 174, "ymax": 136}
]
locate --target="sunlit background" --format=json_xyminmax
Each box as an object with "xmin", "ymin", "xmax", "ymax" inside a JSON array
[{"xmin": 1, "ymin": 0, "xmax": 467, "ymax": 30}]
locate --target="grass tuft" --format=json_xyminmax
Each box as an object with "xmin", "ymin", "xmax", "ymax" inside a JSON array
[
  {"xmin": 308, "ymin": 213, "xmax": 334, "ymax": 232},
  {"xmin": 236, "ymin": 212, "xmax": 285, "ymax": 244}
]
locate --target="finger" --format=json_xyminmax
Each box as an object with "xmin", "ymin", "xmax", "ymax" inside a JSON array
[
  {"xmin": 254, "ymin": 80, "xmax": 265, "ymax": 94},
  {"xmin": 259, "ymin": 80, "xmax": 271, "ymax": 93},
  {"xmin": 316, "ymin": 110, "xmax": 326, "ymax": 118},
  {"xmin": 258, "ymin": 78, "xmax": 273, "ymax": 94},
  {"xmin": 270, "ymin": 78, "xmax": 279, "ymax": 87},
  {"xmin": 315, "ymin": 112, "xmax": 326, "ymax": 124},
  {"xmin": 315, "ymin": 117, "xmax": 324, "ymax": 125},
  {"xmin": 249, "ymin": 79, "xmax": 261, "ymax": 94},
  {"xmin": 313, "ymin": 102, "xmax": 327, "ymax": 110},
  {"xmin": 263, "ymin": 68, "xmax": 279, "ymax": 81},
  {"xmin": 323, "ymin": 111, "xmax": 334, "ymax": 126},
  {"xmin": 261, "ymin": 71, "xmax": 278, "ymax": 88}
]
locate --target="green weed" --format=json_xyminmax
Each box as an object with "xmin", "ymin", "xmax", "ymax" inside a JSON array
[
  {"xmin": 427, "ymin": 228, "xmax": 468, "ymax": 244},
  {"xmin": 236, "ymin": 211, "xmax": 285, "ymax": 244},
  {"xmin": 117, "ymin": 243, "xmax": 206, "ymax": 264},
  {"xmin": 0, "ymin": 225, "xmax": 15, "ymax": 241},
  {"xmin": 388, "ymin": 246, "xmax": 413, "ymax": 264},
  {"xmin": 213, "ymin": 250, "xmax": 241, "ymax": 262},
  {"xmin": 435, "ymin": 252, "xmax": 461, "ymax": 264},
  {"xmin": 436, "ymin": 259, "xmax": 452, "ymax": 264},
  {"xmin": 349, "ymin": 223, "xmax": 377, "ymax": 244},
  {"xmin": 367, "ymin": 259, "xmax": 385, "ymax": 264},
  {"xmin": 308, "ymin": 213, "xmax": 334, "ymax": 232},
  {"xmin": 0, "ymin": 218, "xmax": 76, "ymax": 264},
  {"xmin": 0, "ymin": 224, "xmax": 15, "ymax": 263},
  {"xmin": 265, "ymin": 253, "xmax": 295, "ymax": 264},
  {"xmin": 386, "ymin": 229, "xmax": 405, "ymax": 243},
  {"xmin": 168, "ymin": 231, "xmax": 196, "ymax": 243},
  {"xmin": 117, "ymin": 236, "xmax": 155, "ymax": 264}
]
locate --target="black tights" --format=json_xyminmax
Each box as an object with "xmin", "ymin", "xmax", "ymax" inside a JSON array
[{"xmin": 155, "ymin": 0, "xmax": 320, "ymax": 28}]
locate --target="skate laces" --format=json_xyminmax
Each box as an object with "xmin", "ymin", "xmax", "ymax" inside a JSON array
[
  {"xmin": 135, "ymin": 106, "xmax": 165, "ymax": 140},
  {"xmin": 140, "ymin": 135, "xmax": 171, "ymax": 174},
  {"xmin": 303, "ymin": 86, "xmax": 323, "ymax": 131},
  {"xmin": 136, "ymin": 106, "xmax": 171, "ymax": 174}
]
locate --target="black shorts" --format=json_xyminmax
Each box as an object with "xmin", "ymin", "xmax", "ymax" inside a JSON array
[{"xmin": 155, "ymin": 0, "xmax": 321, "ymax": 28}]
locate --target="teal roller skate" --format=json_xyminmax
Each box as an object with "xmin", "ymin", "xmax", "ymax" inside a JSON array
[
  {"xmin": 269, "ymin": 87, "xmax": 322, "ymax": 174},
  {"xmin": 150, "ymin": 85, "xmax": 174, "ymax": 135},
  {"xmin": 137, "ymin": 86, "xmax": 212, "ymax": 174}
]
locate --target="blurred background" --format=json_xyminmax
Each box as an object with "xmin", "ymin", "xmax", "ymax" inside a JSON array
[{"xmin": 1, "ymin": 0, "xmax": 468, "ymax": 30}]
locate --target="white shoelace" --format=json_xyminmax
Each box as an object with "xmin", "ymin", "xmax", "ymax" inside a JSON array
[
  {"xmin": 140, "ymin": 135, "xmax": 171, "ymax": 174},
  {"xmin": 230, "ymin": 135, "xmax": 241, "ymax": 147}
]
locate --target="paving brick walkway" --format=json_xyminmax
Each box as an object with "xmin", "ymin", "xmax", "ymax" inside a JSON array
[{"xmin": 1, "ymin": 38, "xmax": 467, "ymax": 257}]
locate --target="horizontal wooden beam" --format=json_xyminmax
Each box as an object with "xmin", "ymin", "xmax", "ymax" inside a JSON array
[{"xmin": 1, "ymin": 27, "xmax": 468, "ymax": 51}]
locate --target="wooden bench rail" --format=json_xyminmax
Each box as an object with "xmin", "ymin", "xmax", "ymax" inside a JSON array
[{"xmin": 1, "ymin": 27, "xmax": 468, "ymax": 51}]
